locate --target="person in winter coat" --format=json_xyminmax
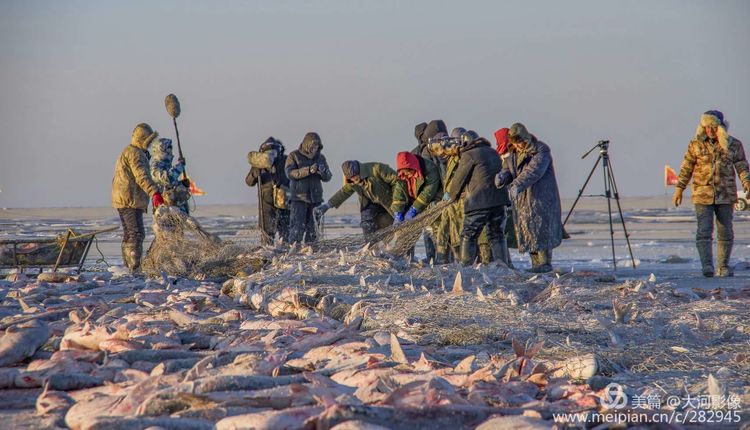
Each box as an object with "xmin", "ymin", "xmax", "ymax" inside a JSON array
[
  {"xmin": 411, "ymin": 120, "xmax": 448, "ymax": 262},
  {"xmin": 246, "ymin": 137, "xmax": 290, "ymax": 245},
  {"xmin": 394, "ymin": 151, "xmax": 441, "ymax": 222},
  {"xmin": 285, "ymin": 132, "xmax": 332, "ymax": 244},
  {"xmin": 446, "ymin": 135, "xmax": 511, "ymax": 266},
  {"xmin": 316, "ymin": 161, "xmax": 405, "ymax": 237},
  {"xmin": 495, "ymin": 123, "xmax": 562, "ymax": 273},
  {"xmin": 112, "ymin": 123, "xmax": 164, "ymax": 273},
  {"xmin": 150, "ymin": 137, "xmax": 190, "ymax": 215},
  {"xmin": 673, "ymin": 110, "xmax": 750, "ymax": 277}
]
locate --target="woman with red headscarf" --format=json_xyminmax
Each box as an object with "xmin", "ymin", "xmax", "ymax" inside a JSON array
[{"xmin": 393, "ymin": 151, "xmax": 441, "ymax": 222}]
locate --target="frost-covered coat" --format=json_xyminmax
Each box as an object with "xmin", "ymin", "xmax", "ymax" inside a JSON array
[
  {"xmin": 503, "ymin": 138, "xmax": 563, "ymax": 253},
  {"xmin": 676, "ymin": 136, "xmax": 750, "ymax": 205},
  {"xmin": 150, "ymin": 138, "xmax": 190, "ymax": 211},
  {"xmin": 112, "ymin": 125, "xmax": 159, "ymax": 210}
]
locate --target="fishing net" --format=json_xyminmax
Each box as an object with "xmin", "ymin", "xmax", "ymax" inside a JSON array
[
  {"xmin": 316, "ymin": 200, "xmax": 453, "ymax": 256},
  {"xmin": 144, "ymin": 200, "xmax": 451, "ymax": 279},
  {"xmin": 142, "ymin": 207, "xmax": 267, "ymax": 279}
]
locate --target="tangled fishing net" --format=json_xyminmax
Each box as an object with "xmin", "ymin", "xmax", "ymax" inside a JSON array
[
  {"xmin": 144, "ymin": 201, "xmax": 452, "ymax": 279},
  {"xmin": 142, "ymin": 207, "xmax": 267, "ymax": 279}
]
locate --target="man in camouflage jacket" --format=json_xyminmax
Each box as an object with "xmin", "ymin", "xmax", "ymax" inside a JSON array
[
  {"xmin": 316, "ymin": 161, "xmax": 405, "ymax": 237},
  {"xmin": 674, "ymin": 110, "xmax": 750, "ymax": 277}
]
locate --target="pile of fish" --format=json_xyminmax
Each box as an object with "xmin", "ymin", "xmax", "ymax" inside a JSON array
[{"xmin": 0, "ymin": 245, "xmax": 748, "ymax": 429}]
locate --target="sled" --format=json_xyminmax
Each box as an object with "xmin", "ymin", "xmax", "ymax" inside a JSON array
[{"xmin": 0, "ymin": 226, "xmax": 118, "ymax": 271}]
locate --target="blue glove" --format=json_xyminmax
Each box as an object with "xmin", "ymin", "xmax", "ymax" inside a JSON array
[
  {"xmin": 405, "ymin": 207, "xmax": 418, "ymax": 220},
  {"xmin": 442, "ymin": 192, "xmax": 451, "ymax": 202},
  {"xmin": 393, "ymin": 212, "xmax": 405, "ymax": 224},
  {"xmin": 495, "ymin": 171, "xmax": 512, "ymax": 188}
]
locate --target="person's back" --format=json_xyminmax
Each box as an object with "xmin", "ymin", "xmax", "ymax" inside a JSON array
[{"xmin": 454, "ymin": 139, "xmax": 507, "ymax": 212}]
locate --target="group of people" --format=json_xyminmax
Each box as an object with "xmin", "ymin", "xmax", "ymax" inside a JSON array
[
  {"xmin": 111, "ymin": 110, "xmax": 749, "ymax": 278},
  {"xmin": 245, "ymin": 119, "xmax": 564, "ymax": 273}
]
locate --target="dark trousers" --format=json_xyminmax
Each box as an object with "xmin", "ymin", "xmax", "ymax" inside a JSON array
[
  {"xmin": 695, "ymin": 204, "xmax": 734, "ymax": 242},
  {"xmin": 288, "ymin": 201, "xmax": 317, "ymax": 244},
  {"xmin": 259, "ymin": 201, "xmax": 290, "ymax": 245},
  {"xmin": 118, "ymin": 208, "xmax": 145, "ymax": 245},
  {"xmin": 360, "ymin": 203, "xmax": 393, "ymax": 237},
  {"xmin": 462, "ymin": 207, "xmax": 505, "ymax": 243}
]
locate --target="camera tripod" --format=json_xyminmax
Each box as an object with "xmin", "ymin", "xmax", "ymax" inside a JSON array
[{"xmin": 563, "ymin": 140, "xmax": 636, "ymax": 270}]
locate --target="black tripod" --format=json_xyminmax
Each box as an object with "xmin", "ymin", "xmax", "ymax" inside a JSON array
[{"xmin": 563, "ymin": 140, "xmax": 636, "ymax": 270}]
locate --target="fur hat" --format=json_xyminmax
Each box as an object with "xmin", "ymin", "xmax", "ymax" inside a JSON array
[
  {"xmin": 508, "ymin": 123, "xmax": 531, "ymax": 143},
  {"xmin": 131, "ymin": 123, "xmax": 158, "ymax": 149},
  {"xmin": 696, "ymin": 110, "xmax": 730, "ymax": 150}
]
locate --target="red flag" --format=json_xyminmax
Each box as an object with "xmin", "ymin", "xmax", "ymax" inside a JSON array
[
  {"xmin": 188, "ymin": 176, "xmax": 205, "ymax": 196},
  {"xmin": 665, "ymin": 165, "xmax": 679, "ymax": 187}
]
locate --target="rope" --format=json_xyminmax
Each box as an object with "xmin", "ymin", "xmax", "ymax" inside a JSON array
[{"xmin": 93, "ymin": 236, "xmax": 110, "ymax": 267}]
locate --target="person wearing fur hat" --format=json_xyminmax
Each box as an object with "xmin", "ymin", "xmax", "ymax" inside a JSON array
[
  {"xmin": 112, "ymin": 123, "xmax": 164, "ymax": 273},
  {"xmin": 285, "ymin": 132, "xmax": 332, "ymax": 244},
  {"xmin": 316, "ymin": 160, "xmax": 405, "ymax": 237},
  {"xmin": 246, "ymin": 137, "xmax": 290, "ymax": 244},
  {"xmin": 495, "ymin": 123, "xmax": 563, "ymax": 273},
  {"xmin": 674, "ymin": 110, "xmax": 750, "ymax": 277}
]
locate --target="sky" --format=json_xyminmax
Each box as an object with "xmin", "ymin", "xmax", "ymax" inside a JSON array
[{"xmin": 1, "ymin": 0, "xmax": 749, "ymax": 208}]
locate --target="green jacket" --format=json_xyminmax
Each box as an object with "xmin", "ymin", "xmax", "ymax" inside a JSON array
[
  {"xmin": 328, "ymin": 162, "xmax": 405, "ymax": 215},
  {"xmin": 677, "ymin": 136, "xmax": 750, "ymax": 205},
  {"xmin": 394, "ymin": 156, "xmax": 441, "ymax": 214},
  {"xmin": 112, "ymin": 134, "xmax": 160, "ymax": 210}
]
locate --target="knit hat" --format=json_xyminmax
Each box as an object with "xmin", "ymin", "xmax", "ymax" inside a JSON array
[
  {"xmin": 341, "ymin": 160, "xmax": 361, "ymax": 183},
  {"xmin": 451, "ymin": 127, "xmax": 466, "ymax": 139},
  {"xmin": 696, "ymin": 110, "xmax": 730, "ymax": 150},
  {"xmin": 508, "ymin": 123, "xmax": 531, "ymax": 143}
]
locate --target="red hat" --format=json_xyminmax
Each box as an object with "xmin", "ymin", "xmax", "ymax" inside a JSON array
[{"xmin": 494, "ymin": 128, "xmax": 510, "ymax": 155}]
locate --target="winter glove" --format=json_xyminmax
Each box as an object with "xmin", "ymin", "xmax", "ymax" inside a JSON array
[
  {"xmin": 405, "ymin": 207, "xmax": 418, "ymax": 220},
  {"xmin": 309, "ymin": 164, "xmax": 319, "ymax": 174},
  {"xmin": 495, "ymin": 171, "xmax": 512, "ymax": 188},
  {"xmin": 442, "ymin": 192, "xmax": 451, "ymax": 202},
  {"xmin": 314, "ymin": 203, "xmax": 331, "ymax": 218},
  {"xmin": 393, "ymin": 212, "xmax": 405, "ymax": 224},
  {"xmin": 318, "ymin": 163, "xmax": 328, "ymax": 174},
  {"xmin": 672, "ymin": 188, "xmax": 683, "ymax": 207},
  {"xmin": 152, "ymin": 193, "xmax": 165, "ymax": 208}
]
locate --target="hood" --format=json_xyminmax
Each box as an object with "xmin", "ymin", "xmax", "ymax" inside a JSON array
[
  {"xmin": 494, "ymin": 128, "xmax": 509, "ymax": 155},
  {"xmin": 260, "ymin": 136, "xmax": 285, "ymax": 155},
  {"xmin": 396, "ymin": 151, "xmax": 422, "ymax": 173},
  {"xmin": 150, "ymin": 138, "xmax": 174, "ymax": 163},
  {"xmin": 131, "ymin": 123, "xmax": 158, "ymax": 150},
  {"xmin": 461, "ymin": 137, "xmax": 492, "ymax": 153},
  {"xmin": 421, "ymin": 120, "xmax": 447, "ymax": 144},
  {"xmin": 300, "ymin": 132, "xmax": 322, "ymax": 158},
  {"xmin": 414, "ymin": 123, "xmax": 428, "ymax": 144}
]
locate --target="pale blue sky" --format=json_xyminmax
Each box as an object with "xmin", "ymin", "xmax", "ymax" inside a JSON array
[{"xmin": 1, "ymin": 0, "xmax": 748, "ymax": 208}]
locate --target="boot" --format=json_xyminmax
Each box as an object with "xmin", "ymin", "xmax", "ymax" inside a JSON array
[
  {"xmin": 121, "ymin": 243, "xmax": 133, "ymax": 270},
  {"xmin": 435, "ymin": 247, "xmax": 450, "ymax": 265},
  {"xmin": 131, "ymin": 241, "xmax": 143, "ymax": 273},
  {"xmin": 527, "ymin": 250, "xmax": 553, "ymax": 273},
  {"xmin": 460, "ymin": 237, "xmax": 478, "ymax": 266},
  {"xmin": 696, "ymin": 240, "xmax": 714, "ymax": 277},
  {"xmin": 479, "ymin": 243, "xmax": 492, "ymax": 265},
  {"xmin": 490, "ymin": 238, "xmax": 515, "ymax": 269},
  {"xmin": 715, "ymin": 240, "xmax": 734, "ymax": 277}
]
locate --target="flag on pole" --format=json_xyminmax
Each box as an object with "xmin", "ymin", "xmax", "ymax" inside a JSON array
[
  {"xmin": 188, "ymin": 176, "xmax": 205, "ymax": 196},
  {"xmin": 664, "ymin": 165, "xmax": 679, "ymax": 186}
]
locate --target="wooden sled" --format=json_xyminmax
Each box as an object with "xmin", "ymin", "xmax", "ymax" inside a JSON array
[{"xmin": 0, "ymin": 226, "xmax": 118, "ymax": 272}]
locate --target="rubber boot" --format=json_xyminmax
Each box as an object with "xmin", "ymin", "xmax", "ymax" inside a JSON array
[
  {"xmin": 451, "ymin": 245, "xmax": 461, "ymax": 263},
  {"xmin": 479, "ymin": 243, "xmax": 492, "ymax": 265},
  {"xmin": 696, "ymin": 240, "xmax": 714, "ymax": 277},
  {"xmin": 715, "ymin": 241, "xmax": 734, "ymax": 277},
  {"xmin": 423, "ymin": 233, "xmax": 436, "ymax": 264},
  {"xmin": 490, "ymin": 239, "xmax": 515, "ymax": 269},
  {"xmin": 435, "ymin": 247, "xmax": 450, "ymax": 265},
  {"xmin": 460, "ymin": 237, "xmax": 478, "ymax": 266},
  {"xmin": 126, "ymin": 241, "xmax": 143, "ymax": 274},
  {"xmin": 121, "ymin": 243, "xmax": 133, "ymax": 270}
]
